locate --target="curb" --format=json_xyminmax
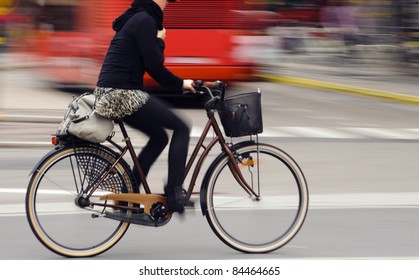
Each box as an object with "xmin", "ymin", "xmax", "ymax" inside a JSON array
[
  {"xmin": 0, "ymin": 114, "xmax": 62, "ymax": 124},
  {"xmin": 0, "ymin": 141, "xmax": 53, "ymax": 148},
  {"xmin": 257, "ymin": 74, "xmax": 419, "ymax": 105},
  {"xmin": 0, "ymin": 60, "xmax": 54, "ymax": 71},
  {"xmin": 0, "ymin": 141, "xmax": 145, "ymax": 149}
]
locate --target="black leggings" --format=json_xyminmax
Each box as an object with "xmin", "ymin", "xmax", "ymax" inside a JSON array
[{"xmin": 123, "ymin": 96, "xmax": 190, "ymax": 191}]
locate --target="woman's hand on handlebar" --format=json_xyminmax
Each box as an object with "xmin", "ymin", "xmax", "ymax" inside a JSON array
[
  {"xmin": 182, "ymin": 79, "xmax": 196, "ymax": 93},
  {"xmin": 182, "ymin": 79, "xmax": 225, "ymax": 97}
]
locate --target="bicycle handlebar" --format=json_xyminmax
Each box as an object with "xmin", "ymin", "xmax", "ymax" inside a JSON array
[
  {"xmin": 201, "ymin": 80, "xmax": 225, "ymax": 89},
  {"xmin": 189, "ymin": 80, "xmax": 226, "ymax": 99},
  {"xmin": 182, "ymin": 80, "xmax": 226, "ymax": 111}
]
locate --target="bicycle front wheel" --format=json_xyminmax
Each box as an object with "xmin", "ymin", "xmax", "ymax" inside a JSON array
[
  {"xmin": 202, "ymin": 142, "xmax": 308, "ymax": 253},
  {"xmin": 26, "ymin": 144, "xmax": 135, "ymax": 257}
]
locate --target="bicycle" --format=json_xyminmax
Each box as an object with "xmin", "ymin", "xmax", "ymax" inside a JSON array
[{"xmin": 25, "ymin": 80, "xmax": 309, "ymax": 257}]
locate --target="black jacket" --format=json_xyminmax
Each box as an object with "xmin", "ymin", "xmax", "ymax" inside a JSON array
[{"xmin": 97, "ymin": 11, "xmax": 183, "ymax": 90}]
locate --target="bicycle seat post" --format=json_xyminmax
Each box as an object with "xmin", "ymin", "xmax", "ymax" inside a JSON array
[{"xmin": 116, "ymin": 120, "xmax": 151, "ymax": 193}]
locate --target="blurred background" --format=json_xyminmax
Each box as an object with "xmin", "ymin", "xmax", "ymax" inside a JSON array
[
  {"xmin": 1, "ymin": 0, "xmax": 418, "ymax": 91},
  {"xmin": 1, "ymin": 0, "xmax": 419, "ymax": 260}
]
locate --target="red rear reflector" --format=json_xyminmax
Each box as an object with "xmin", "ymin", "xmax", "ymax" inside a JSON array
[{"xmin": 52, "ymin": 136, "xmax": 59, "ymax": 145}]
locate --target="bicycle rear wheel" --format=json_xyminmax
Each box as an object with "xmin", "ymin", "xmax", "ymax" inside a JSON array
[
  {"xmin": 202, "ymin": 142, "xmax": 308, "ymax": 253},
  {"xmin": 26, "ymin": 144, "xmax": 135, "ymax": 257}
]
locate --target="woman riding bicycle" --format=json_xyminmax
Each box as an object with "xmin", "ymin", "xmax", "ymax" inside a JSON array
[{"xmin": 93, "ymin": 0, "xmax": 195, "ymax": 214}]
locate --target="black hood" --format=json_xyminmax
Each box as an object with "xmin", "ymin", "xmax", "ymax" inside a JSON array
[{"xmin": 112, "ymin": 0, "xmax": 163, "ymax": 31}]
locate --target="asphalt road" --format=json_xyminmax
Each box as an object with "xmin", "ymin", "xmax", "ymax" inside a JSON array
[
  {"xmin": 1, "ymin": 67, "xmax": 419, "ymax": 262},
  {"xmin": 0, "ymin": 74, "xmax": 418, "ymax": 280}
]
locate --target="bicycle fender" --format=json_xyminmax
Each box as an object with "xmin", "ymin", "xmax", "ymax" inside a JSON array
[
  {"xmin": 199, "ymin": 140, "xmax": 255, "ymax": 216},
  {"xmin": 28, "ymin": 146, "xmax": 65, "ymax": 176},
  {"xmin": 28, "ymin": 141, "xmax": 106, "ymax": 176},
  {"xmin": 228, "ymin": 140, "xmax": 256, "ymax": 150}
]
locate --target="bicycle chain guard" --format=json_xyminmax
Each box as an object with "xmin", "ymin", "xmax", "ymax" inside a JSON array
[
  {"xmin": 100, "ymin": 193, "xmax": 172, "ymax": 227},
  {"xmin": 99, "ymin": 193, "xmax": 167, "ymax": 215}
]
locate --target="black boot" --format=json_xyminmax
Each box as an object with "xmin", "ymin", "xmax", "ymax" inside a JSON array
[{"xmin": 164, "ymin": 186, "xmax": 194, "ymax": 214}]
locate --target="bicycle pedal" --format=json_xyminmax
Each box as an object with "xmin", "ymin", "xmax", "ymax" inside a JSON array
[{"xmin": 184, "ymin": 200, "xmax": 195, "ymax": 208}]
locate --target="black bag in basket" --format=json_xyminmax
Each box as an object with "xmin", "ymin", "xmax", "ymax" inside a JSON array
[{"xmin": 218, "ymin": 91, "xmax": 263, "ymax": 137}]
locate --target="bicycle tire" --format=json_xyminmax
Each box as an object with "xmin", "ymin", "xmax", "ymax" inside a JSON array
[
  {"xmin": 201, "ymin": 142, "xmax": 308, "ymax": 253},
  {"xmin": 26, "ymin": 143, "xmax": 135, "ymax": 257}
]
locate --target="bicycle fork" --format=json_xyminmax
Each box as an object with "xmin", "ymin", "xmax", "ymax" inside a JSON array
[{"xmin": 224, "ymin": 143, "xmax": 261, "ymax": 201}]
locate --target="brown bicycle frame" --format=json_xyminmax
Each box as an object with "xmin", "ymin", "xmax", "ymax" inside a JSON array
[{"xmin": 104, "ymin": 110, "xmax": 260, "ymax": 201}]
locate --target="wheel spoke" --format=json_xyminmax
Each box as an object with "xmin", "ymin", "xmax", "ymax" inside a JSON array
[
  {"xmin": 26, "ymin": 145, "xmax": 134, "ymax": 257},
  {"xmin": 205, "ymin": 143, "xmax": 308, "ymax": 253}
]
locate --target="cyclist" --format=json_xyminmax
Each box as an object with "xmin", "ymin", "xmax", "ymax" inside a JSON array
[{"xmin": 93, "ymin": 0, "xmax": 195, "ymax": 214}]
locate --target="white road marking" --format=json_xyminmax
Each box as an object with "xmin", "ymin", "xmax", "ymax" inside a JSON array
[{"xmin": 2, "ymin": 191, "xmax": 418, "ymax": 217}]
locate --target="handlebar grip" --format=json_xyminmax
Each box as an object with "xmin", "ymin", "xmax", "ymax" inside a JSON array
[{"xmin": 203, "ymin": 81, "xmax": 222, "ymax": 88}]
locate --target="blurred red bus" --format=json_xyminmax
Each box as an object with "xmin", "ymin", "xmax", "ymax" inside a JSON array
[
  {"xmin": 23, "ymin": 0, "xmax": 276, "ymax": 90},
  {"xmin": 246, "ymin": 0, "xmax": 325, "ymax": 26}
]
